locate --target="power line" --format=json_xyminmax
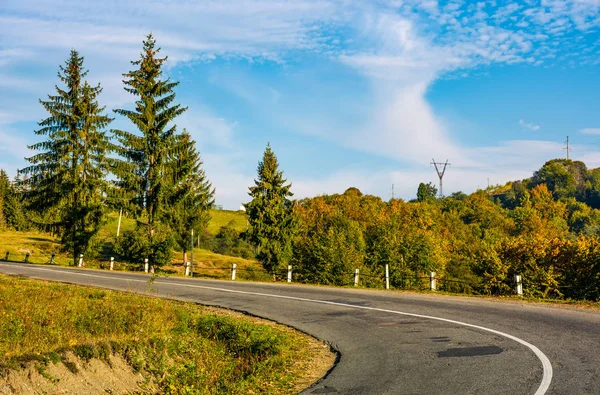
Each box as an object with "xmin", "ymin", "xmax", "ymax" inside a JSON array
[{"xmin": 431, "ymin": 159, "xmax": 450, "ymax": 198}]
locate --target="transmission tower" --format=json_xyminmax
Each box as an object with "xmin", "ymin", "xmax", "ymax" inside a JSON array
[
  {"xmin": 564, "ymin": 136, "xmax": 571, "ymax": 160},
  {"xmin": 431, "ymin": 159, "xmax": 450, "ymax": 198}
]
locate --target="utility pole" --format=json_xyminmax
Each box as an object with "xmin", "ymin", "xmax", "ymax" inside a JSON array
[
  {"xmin": 190, "ymin": 228, "xmax": 194, "ymax": 276},
  {"xmin": 431, "ymin": 159, "xmax": 450, "ymax": 198},
  {"xmin": 391, "ymin": 184, "xmax": 395, "ymax": 200},
  {"xmin": 564, "ymin": 136, "xmax": 571, "ymax": 160}
]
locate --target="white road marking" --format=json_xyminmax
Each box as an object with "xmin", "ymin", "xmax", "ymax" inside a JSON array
[{"xmin": 0, "ymin": 263, "xmax": 553, "ymax": 395}]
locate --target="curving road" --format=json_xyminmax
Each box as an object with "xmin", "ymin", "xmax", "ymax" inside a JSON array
[{"xmin": 1, "ymin": 262, "xmax": 599, "ymax": 394}]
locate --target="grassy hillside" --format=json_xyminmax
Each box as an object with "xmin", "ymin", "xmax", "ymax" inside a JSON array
[
  {"xmin": 206, "ymin": 209, "xmax": 247, "ymax": 234},
  {"xmin": 99, "ymin": 209, "xmax": 247, "ymax": 239},
  {"xmin": 0, "ymin": 209, "xmax": 260, "ymax": 279},
  {"xmin": 0, "ymin": 275, "xmax": 333, "ymax": 394},
  {"xmin": 0, "ymin": 229, "xmax": 267, "ymax": 280}
]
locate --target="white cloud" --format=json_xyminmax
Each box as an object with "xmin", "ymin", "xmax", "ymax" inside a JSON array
[
  {"xmin": 580, "ymin": 128, "xmax": 600, "ymax": 135},
  {"xmin": 178, "ymin": 107, "xmax": 238, "ymax": 150},
  {"xmin": 2, "ymin": 0, "xmax": 600, "ymax": 207},
  {"xmin": 519, "ymin": 119, "xmax": 541, "ymax": 131}
]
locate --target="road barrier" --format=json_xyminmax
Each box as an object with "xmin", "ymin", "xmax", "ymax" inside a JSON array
[{"xmin": 1, "ymin": 247, "xmax": 537, "ymax": 297}]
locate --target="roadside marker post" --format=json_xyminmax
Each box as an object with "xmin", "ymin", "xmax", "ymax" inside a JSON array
[
  {"xmin": 231, "ymin": 263, "xmax": 237, "ymax": 280},
  {"xmin": 50, "ymin": 253, "xmax": 55, "ymax": 264},
  {"xmin": 287, "ymin": 265, "xmax": 292, "ymax": 283},
  {"xmin": 515, "ymin": 275, "xmax": 523, "ymax": 296},
  {"xmin": 185, "ymin": 261, "xmax": 190, "ymax": 276},
  {"xmin": 24, "ymin": 252, "xmax": 30, "ymax": 263},
  {"xmin": 4, "ymin": 251, "xmax": 8, "ymax": 261},
  {"xmin": 78, "ymin": 254, "xmax": 83, "ymax": 267},
  {"xmin": 144, "ymin": 258, "xmax": 149, "ymax": 273},
  {"xmin": 385, "ymin": 264, "xmax": 390, "ymax": 290},
  {"xmin": 430, "ymin": 272, "xmax": 436, "ymax": 291},
  {"xmin": 110, "ymin": 257, "xmax": 114, "ymax": 271},
  {"xmin": 354, "ymin": 268, "xmax": 360, "ymax": 287}
]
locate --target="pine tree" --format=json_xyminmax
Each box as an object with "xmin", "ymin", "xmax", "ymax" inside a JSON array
[
  {"xmin": 0, "ymin": 171, "xmax": 6, "ymax": 230},
  {"xmin": 244, "ymin": 143, "xmax": 295, "ymax": 275},
  {"xmin": 20, "ymin": 50, "xmax": 113, "ymax": 264},
  {"xmin": 112, "ymin": 34, "xmax": 187, "ymax": 267},
  {"xmin": 165, "ymin": 130, "xmax": 215, "ymax": 263},
  {"xmin": 3, "ymin": 173, "xmax": 28, "ymax": 232},
  {"xmin": 0, "ymin": 171, "xmax": 11, "ymax": 230}
]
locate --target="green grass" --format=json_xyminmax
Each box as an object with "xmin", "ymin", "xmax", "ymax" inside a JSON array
[
  {"xmin": 0, "ymin": 274, "xmax": 332, "ymax": 394},
  {"xmin": 206, "ymin": 209, "xmax": 247, "ymax": 234},
  {"xmin": 0, "ymin": 229, "xmax": 269, "ymax": 280},
  {"xmin": 0, "ymin": 207, "xmax": 264, "ymax": 280}
]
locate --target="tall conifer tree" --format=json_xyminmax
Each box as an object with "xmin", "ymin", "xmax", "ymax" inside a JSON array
[
  {"xmin": 165, "ymin": 130, "xmax": 215, "ymax": 263},
  {"xmin": 112, "ymin": 34, "xmax": 187, "ymax": 267},
  {"xmin": 245, "ymin": 144, "xmax": 295, "ymax": 275},
  {"xmin": 21, "ymin": 50, "xmax": 112, "ymax": 264}
]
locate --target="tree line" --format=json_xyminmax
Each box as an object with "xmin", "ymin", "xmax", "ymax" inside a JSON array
[
  {"xmin": 2, "ymin": 34, "xmax": 600, "ymax": 300},
  {"xmin": 290, "ymin": 158, "xmax": 600, "ymax": 300},
  {"xmin": 2, "ymin": 35, "xmax": 214, "ymax": 268}
]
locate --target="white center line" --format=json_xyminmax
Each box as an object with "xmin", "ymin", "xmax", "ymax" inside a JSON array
[{"xmin": 0, "ymin": 263, "xmax": 553, "ymax": 395}]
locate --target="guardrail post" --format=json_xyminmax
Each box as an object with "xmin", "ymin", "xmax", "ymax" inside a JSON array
[
  {"xmin": 50, "ymin": 252, "xmax": 55, "ymax": 264},
  {"xmin": 78, "ymin": 254, "xmax": 84, "ymax": 267},
  {"xmin": 185, "ymin": 261, "xmax": 190, "ymax": 276},
  {"xmin": 515, "ymin": 275, "xmax": 523, "ymax": 296},
  {"xmin": 231, "ymin": 263, "xmax": 237, "ymax": 280},
  {"xmin": 430, "ymin": 271, "xmax": 436, "ymax": 291},
  {"xmin": 144, "ymin": 258, "xmax": 149, "ymax": 273},
  {"xmin": 4, "ymin": 251, "xmax": 8, "ymax": 261},
  {"xmin": 287, "ymin": 265, "xmax": 292, "ymax": 283},
  {"xmin": 24, "ymin": 252, "xmax": 30, "ymax": 263},
  {"xmin": 110, "ymin": 257, "xmax": 114, "ymax": 271},
  {"xmin": 354, "ymin": 269, "xmax": 360, "ymax": 286},
  {"xmin": 385, "ymin": 264, "xmax": 390, "ymax": 290}
]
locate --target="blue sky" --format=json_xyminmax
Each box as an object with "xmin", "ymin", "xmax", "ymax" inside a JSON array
[{"xmin": 1, "ymin": 0, "xmax": 600, "ymax": 209}]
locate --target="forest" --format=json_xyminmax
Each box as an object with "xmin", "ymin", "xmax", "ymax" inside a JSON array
[{"xmin": 1, "ymin": 34, "xmax": 600, "ymax": 301}]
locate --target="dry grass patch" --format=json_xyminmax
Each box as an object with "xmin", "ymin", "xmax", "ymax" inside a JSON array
[{"xmin": 0, "ymin": 275, "xmax": 335, "ymax": 394}]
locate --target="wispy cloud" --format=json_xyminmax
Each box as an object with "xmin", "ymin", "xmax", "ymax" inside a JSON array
[
  {"xmin": 580, "ymin": 128, "xmax": 600, "ymax": 135},
  {"xmin": 2, "ymin": 0, "xmax": 600, "ymax": 206},
  {"xmin": 519, "ymin": 119, "xmax": 541, "ymax": 131}
]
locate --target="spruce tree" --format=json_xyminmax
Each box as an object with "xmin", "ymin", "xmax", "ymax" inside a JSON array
[
  {"xmin": 112, "ymin": 34, "xmax": 187, "ymax": 267},
  {"xmin": 165, "ymin": 130, "xmax": 215, "ymax": 263},
  {"xmin": 3, "ymin": 173, "xmax": 28, "ymax": 232},
  {"xmin": 0, "ymin": 171, "xmax": 6, "ymax": 230},
  {"xmin": 20, "ymin": 50, "xmax": 113, "ymax": 264},
  {"xmin": 244, "ymin": 143, "xmax": 295, "ymax": 276}
]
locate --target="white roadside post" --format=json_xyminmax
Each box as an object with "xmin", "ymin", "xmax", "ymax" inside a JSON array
[
  {"xmin": 144, "ymin": 258, "xmax": 149, "ymax": 273},
  {"xmin": 78, "ymin": 254, "xmax": 84, "ymax": 267},
  {"xmin": 354, "ymin": 269, "xmax": 360, "ymax": 287},
  {"xmin": 287, "ymin": 265, "xmax": 293, "ymax": 283},
  {"xmin": 385, "ymin": 264, "xmax": 390, "ymax": 290},
  {"xmin": 231, "ymin": 263, "xmax": 237, "ymax": 280},
  {"xmin": 430, "ymin": 272, "xmax": 437, "ymax": 291},
  {"xmin": 185, "ymin": 261, "xmax": 190, "ymax": 276},
  {"xmin": 515, "ymin": 275, "xmax": 523, "ymax": 296},
  {"xmin": 110, "ymin": 257, "xmax": 114, "ymax": 271}
]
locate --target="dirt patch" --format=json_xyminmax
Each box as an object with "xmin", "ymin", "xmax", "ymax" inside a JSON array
[{"xmin": 0, "ymin": 352, "xmax": 148, "ymax": 395}]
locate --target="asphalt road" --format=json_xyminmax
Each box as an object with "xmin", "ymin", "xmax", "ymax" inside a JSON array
[{"xmin": 1, "ymin": 262, "xmax": 599, "ymax": 394}]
